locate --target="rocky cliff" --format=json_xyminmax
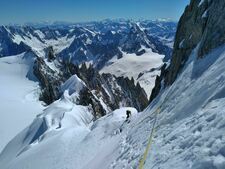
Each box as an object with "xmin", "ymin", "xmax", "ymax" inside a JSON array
[
  {"xmin": 66, "ymin": 63, "xmax": 149, "ymax": 112},
  {"xmin": 150, "ymin": 0, "xmax": 225, "ymax": 101}
]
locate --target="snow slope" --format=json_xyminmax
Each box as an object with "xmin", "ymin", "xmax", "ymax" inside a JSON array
[
  {"xmin": 100, "ymin": 48, "xmax": 164, "ymax": 97},
  {"xmin": 60, "ymin": 75, "xmax": 86, "ymax": 95},
  {"xmin": 1, "ymin": 44, "xmax": 225, "ymax": 169},
  {"xmin": 0, "ymin": 88, "xmax": 137, "ymax": 169},
  {"xmin": 0, "ymin": 53, "xmax": 44, "ymax": 153},
  {"xmin": 142, "ymin": 45, "xmax": 225, "ymax": 169}
]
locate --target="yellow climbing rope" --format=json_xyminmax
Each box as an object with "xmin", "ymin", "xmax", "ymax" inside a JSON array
[
  {"xmin": 138, "ymin": 107, "xmax": 161, "ymax": 169},
  {"xmin": 137, "ymin": 91, "xmax": 171, "ymax": 169}
]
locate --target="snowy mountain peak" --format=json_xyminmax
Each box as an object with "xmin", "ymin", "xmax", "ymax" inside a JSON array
[{"xmin": 60, "ymin": 74, "xmax": 86, "ymax": 96}]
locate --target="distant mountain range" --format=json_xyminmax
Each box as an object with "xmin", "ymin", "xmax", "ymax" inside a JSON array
[
  {"xmin": 0, "ymin": 20, "xmax": 177, "ymax": 61},
  {"xmin": 0, "ymin": 20, "xmax": 177, "ymax": 96}
]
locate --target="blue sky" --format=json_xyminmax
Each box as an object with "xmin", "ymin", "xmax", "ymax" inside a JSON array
[{"xmin": 0, "ymin": 0, "xmax": 190, "ymax": 24}]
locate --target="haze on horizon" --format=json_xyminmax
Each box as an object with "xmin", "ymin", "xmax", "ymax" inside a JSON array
[{"xmin": 0, "ymin": 0, "xmax": 189, "ymax": 25}]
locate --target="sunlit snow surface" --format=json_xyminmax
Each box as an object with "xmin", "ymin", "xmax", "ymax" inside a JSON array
[
  {"xmin": 0, "ymin": 53, "xmax": 44, "ymax": 152},
  {"xmin": 1, "ymin": 45, "xmax": 225, "ymax": 169}
]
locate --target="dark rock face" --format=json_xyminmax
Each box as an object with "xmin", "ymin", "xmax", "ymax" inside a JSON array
[
  {"xmin": 150, "ymin": 0, "xmax": 225, "ymax": 102},
  {"xmin": 115, "ymin": 76, "xmax": 148, "ymax": 111},
  {"xmin": 78, "ymin": 88, "xmax": 106, "ymax": 119},
  {"xmin": 68, "ymin": 63, "xmax": 149, "ymax": 112},
  {"xmin": 33, "ymin": 57, "xmax": 106, "ymax": 118},
  {"xmin": 167, "ymin": 0, "xmax": 225, "ymax": 85},
  {"xmin": 45, "ymin": 46, "xmax": 55, "ymax": 61},
  {"xmin": 198, "ymin": 0, "xmax": 225, "ymax": 57},
  {"xmin": 33, "ymin": 57, "xmax": 62, "ymax": 104},
  {"xmin": 149, "ymin": 64, "xmax": 167, "ymax": 103}
]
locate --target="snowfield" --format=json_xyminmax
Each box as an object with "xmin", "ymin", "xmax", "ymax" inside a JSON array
[
  {"xmin": 100, "ymin": 48, "xmax": 164, "ymax": 97},
  {"xmin": 0, "ymin": 53, "xmax": 44, "ymax": 153},
  {"xmin": 1, "ymin": 44, "xmax": 225, "ymax": 169}
]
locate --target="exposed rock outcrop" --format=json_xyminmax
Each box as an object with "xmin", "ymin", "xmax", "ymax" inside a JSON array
[
  {"xmin": 115, "ymin": 76, "xmax": 148, "ymax": 111},
  {"xmin": 33, "ymin": 56, "xmax": 106, "ymax": 118},
  {"xmin": 33, "ymin": 57, "xmax": 62, "ymax": 104},
  {"xmin": 150, "ymin": 0, "xmax": 225, "ymax": 102},
  {"xmin": 149, "ymin": 63, "xmax": 167, "ymax": 102},
  {"xmin": 33, "ymin": 56, "xmax": 149, "ymax": 118},
  {"xmin": 66, "ymin": 63, "xmax": 149, "ymax": 112},
  {"xmin": 167, "ymin": 0, "xmax": 225, "ymax": 85},
  {"xmin": 45, "ymin": 46, "xmax": 55, "ymax": 61}
]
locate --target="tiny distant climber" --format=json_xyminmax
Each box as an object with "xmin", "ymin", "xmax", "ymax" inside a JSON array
[
  {"xmin": 126, "ymin": 110, "xmax": 131, "ymax": 121},
  {"xmin": 119, "ymin": 110, "xmax": 132, "ymax": 133}
]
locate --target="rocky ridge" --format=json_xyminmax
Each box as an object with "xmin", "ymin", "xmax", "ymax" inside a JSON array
[{"xmin": 33, "ymin": 50, "xmax": 148, "ymax": 118}]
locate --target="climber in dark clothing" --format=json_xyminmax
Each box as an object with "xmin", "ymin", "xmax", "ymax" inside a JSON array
[
  {"xmin": 119, "ymin": 110, "xmax": 132, "ymax": 132},
  {"xmin": 126, "ymin": 110, "xmax": 131, "ymax": 121}
]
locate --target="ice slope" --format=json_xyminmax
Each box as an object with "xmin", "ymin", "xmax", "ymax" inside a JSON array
[
  {"xmin": 1, "ymin": 45, "xmax": 225, "ymax": 169},
  {"xmin": 142, "ymin": 45, "xmax": 225, "ymax": 169},
  {"xmin": 100, "ymin": 48, "xmax": 164, "ymax": 97},
  {"xmin": 0, "ymin": 53, "xmax": 44, "ymax": 153}
]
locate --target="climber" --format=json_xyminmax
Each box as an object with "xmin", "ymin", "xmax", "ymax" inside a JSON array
[
  {"xmin": 126, "ymin": 110, "xmax": 131, "ymax": 121},
  {"xmin": 119, "ymin": 110, "xmax": 132, "ymax": 132}
]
